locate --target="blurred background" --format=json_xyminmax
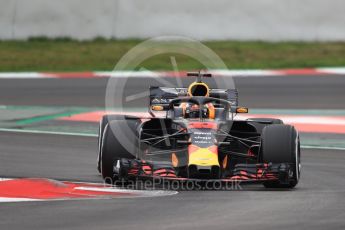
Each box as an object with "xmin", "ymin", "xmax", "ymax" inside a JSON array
[
  {"xmin": 2, "ymin": 0, "xmax": 345, "ymax": 40},
  {"xmin": 0, "ymin": 0, "xmax": 345, "ymax": 71}
]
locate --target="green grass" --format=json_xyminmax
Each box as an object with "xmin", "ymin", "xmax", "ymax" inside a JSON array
[{"xmin": 1, "ymin": 38, "xmax": 345, "ymax": 71}]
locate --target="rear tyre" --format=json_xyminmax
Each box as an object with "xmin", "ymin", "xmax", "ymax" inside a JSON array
[
  {"xmin": 100, "ymin": 120, "xmax": 139, "ymax": 183},
  {"xmin": 260, "ymin": 124, "xmax": 301, "ymax": 188},
  {"xmin": 97, "ymin": 115, "xmax": 139, "ymax": 173}
]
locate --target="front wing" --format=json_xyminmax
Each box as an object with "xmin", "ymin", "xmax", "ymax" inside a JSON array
[{"xmin": 115, "ymin": 159, "xmax": 292, "ymax": 185}]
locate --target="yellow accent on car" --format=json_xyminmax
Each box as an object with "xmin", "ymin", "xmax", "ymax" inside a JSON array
[
  {"xmin": 205, "ymin": 103, "xmax": 215, "ymax": 119},
  {"xmin": 151, "ymin": 105, "xmax": 164, "ymax": 111},
  {"xmin": 222, "ymin": 155, "xmax": 228, "ymax": 169},
  {"xmin": 171, "ymin": 153, "xmax": 179, "ymax": 167},
  {"xmin": 236, "ymin": 107, "xmax": 248, "ymax": 113},
  {"xmin": 188, "ymin": 148, "xmax": 219, "ymax": 166}
]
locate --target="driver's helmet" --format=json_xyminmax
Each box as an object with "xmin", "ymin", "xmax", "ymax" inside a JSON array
[{"xmin": 179, "ymin": 82, "xmax": 215, "ymax": 119}]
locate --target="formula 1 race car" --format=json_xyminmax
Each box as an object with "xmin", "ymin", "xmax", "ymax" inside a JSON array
[{"xmin": 97, "ymin": 72, "xmax": 301, "ymax": 188}]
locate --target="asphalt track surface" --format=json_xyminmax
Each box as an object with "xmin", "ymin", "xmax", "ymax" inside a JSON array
[
  {"xmin": 1, "ymin": 75, "xmax": 345, "ymax": 230},
  {"xmin": 0, "ymin": 75, "xmax": 344, "ymax": 109}
]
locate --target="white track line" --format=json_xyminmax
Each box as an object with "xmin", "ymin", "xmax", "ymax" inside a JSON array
[
  {"xmin": 0, "ymin": 128, "xmax": 97, "ymax": 137},
  {"xmin": 0, "ymin": 197, "xmax": 41, "ymax": 202},
  {"xmin": 0, "ymin": 73, "xmax": 52, "ymax": 79},
  {"xmin": 300, "ymin": 145, "xmax": 345, "ymax": 151},
  {"xmin": 74, "ymin": 187, "xmax": 178, "ymax": 197},
  {"xmin": 317, "ymin": 67, "xmax": 345, "ymax": 75}
]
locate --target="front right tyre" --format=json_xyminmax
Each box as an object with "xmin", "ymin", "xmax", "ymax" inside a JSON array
[
  {"xmin": 100, "ymin": 119, "xmax": 139, "ymax": 183},
  {"xmin": 97, "ymin": 114, "xmax": 139, "ymax": 173}
]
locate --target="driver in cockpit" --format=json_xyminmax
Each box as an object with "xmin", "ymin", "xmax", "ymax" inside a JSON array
[{"xmin": 179, "ymin": 82, "xmax": 215, "ymax": 119}]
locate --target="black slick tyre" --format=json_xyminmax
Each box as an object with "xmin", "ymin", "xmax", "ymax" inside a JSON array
[{"xmin": 260, "ymin": 124, "xmax": 301, "ymax": 188}]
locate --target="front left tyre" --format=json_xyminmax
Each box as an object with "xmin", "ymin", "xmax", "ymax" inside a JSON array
[{"xmin": 260, "ymin": 124, "xmax": 301, "ymax": 188}]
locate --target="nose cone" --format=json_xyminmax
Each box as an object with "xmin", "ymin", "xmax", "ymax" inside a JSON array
[{"xmin": 188, "ymin": 145, "xmax": 219, "ymax": 167}]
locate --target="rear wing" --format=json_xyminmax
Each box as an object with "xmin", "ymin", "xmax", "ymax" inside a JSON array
[{"xmin": 149, "ymin": 86, "xmax": 238, "ymax": 116}]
